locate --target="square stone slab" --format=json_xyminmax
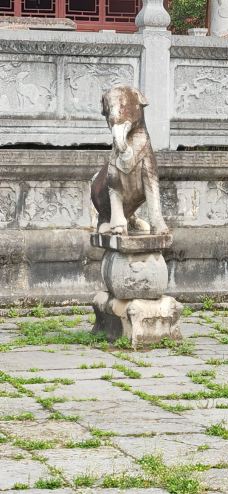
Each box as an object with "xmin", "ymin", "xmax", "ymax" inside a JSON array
[
  {"xmin": 0, "ymin": 459, "xmax": 49, "ymax": 490},
  {"xmin": 91, "ymin": 233, "xmax": 173, "ymax": 253}
]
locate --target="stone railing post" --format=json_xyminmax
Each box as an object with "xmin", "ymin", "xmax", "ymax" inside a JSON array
[
  {"xmin": 136, "ymin": 0, "xmax": 171, "ymax": 150},
  {"xmin": 208, "ymin": 0, "xmax": 228, "ymax": 37}
]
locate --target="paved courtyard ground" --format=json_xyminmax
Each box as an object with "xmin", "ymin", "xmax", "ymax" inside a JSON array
[{"xmin": 0, "ymin": 306, "xmax": 227, "ymax": 494}]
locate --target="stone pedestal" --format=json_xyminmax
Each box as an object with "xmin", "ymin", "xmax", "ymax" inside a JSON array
[{"xmin": 91, "ymin": 233, "xmax": 182, "ymax": 348}]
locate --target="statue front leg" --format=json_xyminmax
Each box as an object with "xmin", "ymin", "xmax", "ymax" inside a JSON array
[
  {"xmin": 142, "ymin": 162, "xmax": 169, "ymax": 235},
  {"xmin": 109, "ymin": 188, "xmax": 128, "ymax": 235}
]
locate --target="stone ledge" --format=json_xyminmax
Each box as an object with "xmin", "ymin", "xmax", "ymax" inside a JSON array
[
  {"xmin": 0, "ymin": 150, "xmax": 227, "ymax": 180},
  {"xmin": 91, "ymin": 233, "xmax": 173, "ymax": 253}
]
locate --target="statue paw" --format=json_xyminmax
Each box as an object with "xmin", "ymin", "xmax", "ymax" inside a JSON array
[
  {"xmin": 129, "ymin": 216, "xmax": 150, "ymax": 233},
  {"xmin": 153, "ymin": 222, "xmax": 169, "ymax": 235},
  {"xmin": 98, "ymin": 223, "xmax": 111, "ymax": 234},
  {"xmin": 111, "ymin": 225, "xmax": 128, "ymax": 235}
]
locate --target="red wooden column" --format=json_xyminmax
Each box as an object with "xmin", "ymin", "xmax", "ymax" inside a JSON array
[
  {"xmin": 14, "ymin": 0, "xmax": 21, "ymax": 15},
  {"xmin": 57, "ymin": 0, "xmax": 65, "ymax": 17}
]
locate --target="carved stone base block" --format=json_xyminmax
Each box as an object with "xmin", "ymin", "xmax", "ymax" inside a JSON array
[
  {"xmin": 101, "ymin": 251, "xmax": 168, "ymax": 300},
  {"xmin": 93, "ymin": 291, "xmax": 183, "ymax": 348}
]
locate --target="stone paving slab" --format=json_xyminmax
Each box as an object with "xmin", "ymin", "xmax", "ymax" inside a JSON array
[
  {"xmin": 199, "ymin": 468, "xmax": 228, "ymax": 493},
  {"xmin": 0, "ymin": 459, "xmax": 49, "ymax": 489},
  {"xmin": 53, "ymin": 401, "xmax": 205, "ymax": 435},
  {"xmin": 0, "ymin": 311, "xmax": 227, "ymax": 493},
  {"xmin": 0, "ymin": 420, "xmax": 91, "ymax": 443},
  {"xmin": 24, "ymin": 381, "xmax": 141, "ymax": 401},
  {"xmin": 111, "ymin": 377, "xmax": 205, "ymax": 396},
  {"xmin": 0, "ymin": 397, "xmax": 49, "ymax": 419},
  {"xmin": 112, "ymin": 433, "xmax": 228, "ymax": 466},
  {"xmin": 43, "ymin": 447, "xmax": 143, "ymax": 480},
  {"xmin": 0, "ymin": 348, "xmax": 120, "ymax": 371},
  {"xmin": 10, "ymin": 368, "xmax": 123, "ymax": 381}
]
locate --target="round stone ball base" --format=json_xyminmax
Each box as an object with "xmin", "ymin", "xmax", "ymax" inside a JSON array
[
  {"xmin": 92, "ymin": 291, "xmax": 183, "ymax": 349},
  {"xmin": 101, "ymin": 251, "xmax": 168, "ymax": 299}
]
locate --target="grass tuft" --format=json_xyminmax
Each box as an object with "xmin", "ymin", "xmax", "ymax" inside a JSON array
[
  {"xmin": 14, "ymin": 438, "xmax": 56, "ymax": 450},
  {"xmin": 90, "ymin": 428, "xmax": 117, "ymax": 437},
  {"xmin": 13, "ymin": 483, "xmax": 29, "ymax": 490},
  {"xmin": 112, "ymin": 363, "xmax": 141, "ymax": 379},
  {"xmin": 35, "ymin": 477, "xmax": 63, "ymax": 489},
  {"xmin": 65, "ymin": 438, "xmax": 101, "ymax": 448},
  {"xmin": 114, "ymin": 336, "xmax": 132, "ymax": 349},
  {"xmin": 206, "ymin": 421, "xmax": 228, "ymax": 440},
  {"xmin": 102, "ymin": 474, "xmax": 151, "ymax": 489},
  {"xmin": 73, "ymin": 475, "xmax": 96, "ymax": 487}
]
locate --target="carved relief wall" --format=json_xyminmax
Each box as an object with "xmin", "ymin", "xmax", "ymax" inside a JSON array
[
  {"xmin": 0, "ymin": 181, "xmax": 92, "ymax": 229},
  {"xmin": 162, "ymin": 181, "xmax": 228, "ymax": 226},
  {"xmin": 0, "ymin": 38, "xmax": 140, "ymax": 145},
  {"xmin": 0, "ymin": 61, "xmax": 57, "ymax": 116},
  {"xmin": 64, "ymin": 62, "xmax": 134, "ymax": 119},
  {"xmin": 171, "ymin": 60, "xmax": 228, "ymax": 119},
  {"xmin": 140, "ymin": 181, "xmax": 228, "ymax": 227}
]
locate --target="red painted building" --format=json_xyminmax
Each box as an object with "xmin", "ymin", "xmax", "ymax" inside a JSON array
[{"xmin": 0, "ymin": 0, "xmax": 169, "ymax": 32}]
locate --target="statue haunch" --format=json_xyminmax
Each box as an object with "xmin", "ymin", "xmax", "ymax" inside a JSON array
[{"xmin": 91, "ymin": 85, "xmax": 169, "ymax": 236}]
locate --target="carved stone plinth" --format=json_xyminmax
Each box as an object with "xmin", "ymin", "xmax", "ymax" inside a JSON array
[
  {"xmin": 93, "ymin": 291, "xmax": 182, "ymax": 349},
  {"xmin": 91, "ymin": 233, "xmax": 182, "ymax": 348}
]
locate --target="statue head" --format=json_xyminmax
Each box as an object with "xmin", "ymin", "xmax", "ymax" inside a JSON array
[{"xmin": 101, "ymin": 86, "xmax": 148, "ymax": 153}]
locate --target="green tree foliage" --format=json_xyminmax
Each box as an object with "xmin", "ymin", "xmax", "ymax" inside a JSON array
[{"xmin": 168, "ymin": 0, "xmax": 208, "ymax": 34}]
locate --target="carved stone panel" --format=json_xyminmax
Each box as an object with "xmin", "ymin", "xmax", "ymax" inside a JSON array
[
  {"xmin": 173, "ymin": 62, "xmax": 228, "ymax": 119},
  {"xmin": 0, "ymin": 183, "xmax": 18, "ymax": 228},
  {"xmin": 162, "ymin": 181, "xmax": 228, "ymax": 226},
  {"xmin": 64, "ymin": 63, "xmax": 134, "ymax": 119},
  {"xmin": 19, "ymin": 181, "xmax": 91, "ymax": 228},
  {"xmin": 139, "ymin": 181, "xmax": 228, "ymax": 226},
  {"xmin": 0, "ymin": 61, "xmax": 57, "ymax": 116}
]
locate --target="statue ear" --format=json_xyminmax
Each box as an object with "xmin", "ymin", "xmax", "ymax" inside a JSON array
[{"xmin": 135, "ymin": 89, "xmax": 149, "ymax": 107}]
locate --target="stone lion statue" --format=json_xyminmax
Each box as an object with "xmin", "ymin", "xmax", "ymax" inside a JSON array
[{"xmin": 91, "ymin": 85, "xmax": 169, "ymax": 236}]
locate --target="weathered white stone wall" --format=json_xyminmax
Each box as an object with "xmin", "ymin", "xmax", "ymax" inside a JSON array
[
  {"xmin": 0, "ymin": 21, "xmax": 227, "ymax": 304},
  {"xmin": 0, "ymin": 30, "xmax": 142, "ymax": 146},
  {"xmin": 170, "ymin": 36, "xmax": 228, "ymax": 149},
  {"xmin": 0, "ymin": 149, "xmax": 227, "ymax": 305}
]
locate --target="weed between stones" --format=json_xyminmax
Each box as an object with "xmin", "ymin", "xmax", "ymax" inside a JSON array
[
  {"xmin": 36, "ymin": 397, "xmax": 68, "ymax": 409},
  {"xmin": 102, "ymin": 474, "xmax": 151, "ymax": 488},
  {"xmin": 114, "ymin": 336, "xmax": 132, "ymax": 349},
  {"xmin": 30, "ymin": 303, "xmax": 47, "ymax": 318},
  {"xmin": 80, "ymin": 361, "xmax": 107, "ymax": 369},
  {"xmin": 49, "ymin": 411, "xmax": 80, "ymax": 422},
  {"xmin": 112, "ymin": 381, "xmax": 191, "ymax": 413},
  {"xmin": 65, "ymin": 438, "xmax": 101, "ymax": 448},
  {"xmin": 13, "ymin": 438, "xmax": 56, "ymax": 450},
  {"xmin": 73, "ymin": 475, "xmax": 97, "ymax": 487},
  {"xmin": 114, "ymin": 351, "xmax": 152, "ymax": 367},
  {"xmin": 35, "ymin": 477, "xmax": 63, "ymax": 489},
  {"xmin": 112, "ymin": 363, "xmax": 141, "ymax": 379},
  {"xmin": 150, "ymin": 337, "xmax": 195, "ymax": 356},
  {"xmin": 101, "ymin": 454, "xmax": 203, "ymax": 493},
  {"xmin": 90, "ymin": 428, "xmax": 117, "ymax": 437},
  {"xmin": 206, "ymin": 421, "xmax": 228, "ymax": 440},
  {"xmin": 0, "ymin": 318, "xmax": 107, "ymax": 350},
  {"xmin": 196, "ymin": 444, "xmax": 210, "ymax": 452},
  {"xmin": 13, "ymin": 483, "xmax": 29, "ymax": 490},
  {"xmin": 139, "ymin": 454, "xmax": 203, "ymax": 494},
  {"xmin": 182, "ymin": 306, "xmax": 194, "ymax": 317},
  {"xmin": 1, "ymin": 412, "xmax": 35, "ymax": 421},
  {"xmin": 87, "ymin": 313, "xmax": 96, "ymax": 324},
  {"xmin": 206, "ymin": 358, "xmax": 228, "ymax": 365}
]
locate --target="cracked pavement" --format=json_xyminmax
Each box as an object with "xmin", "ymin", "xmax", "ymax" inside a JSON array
[{"xmin": 0, "ymin": 309, "xmax": 227, "ymax": 493}]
